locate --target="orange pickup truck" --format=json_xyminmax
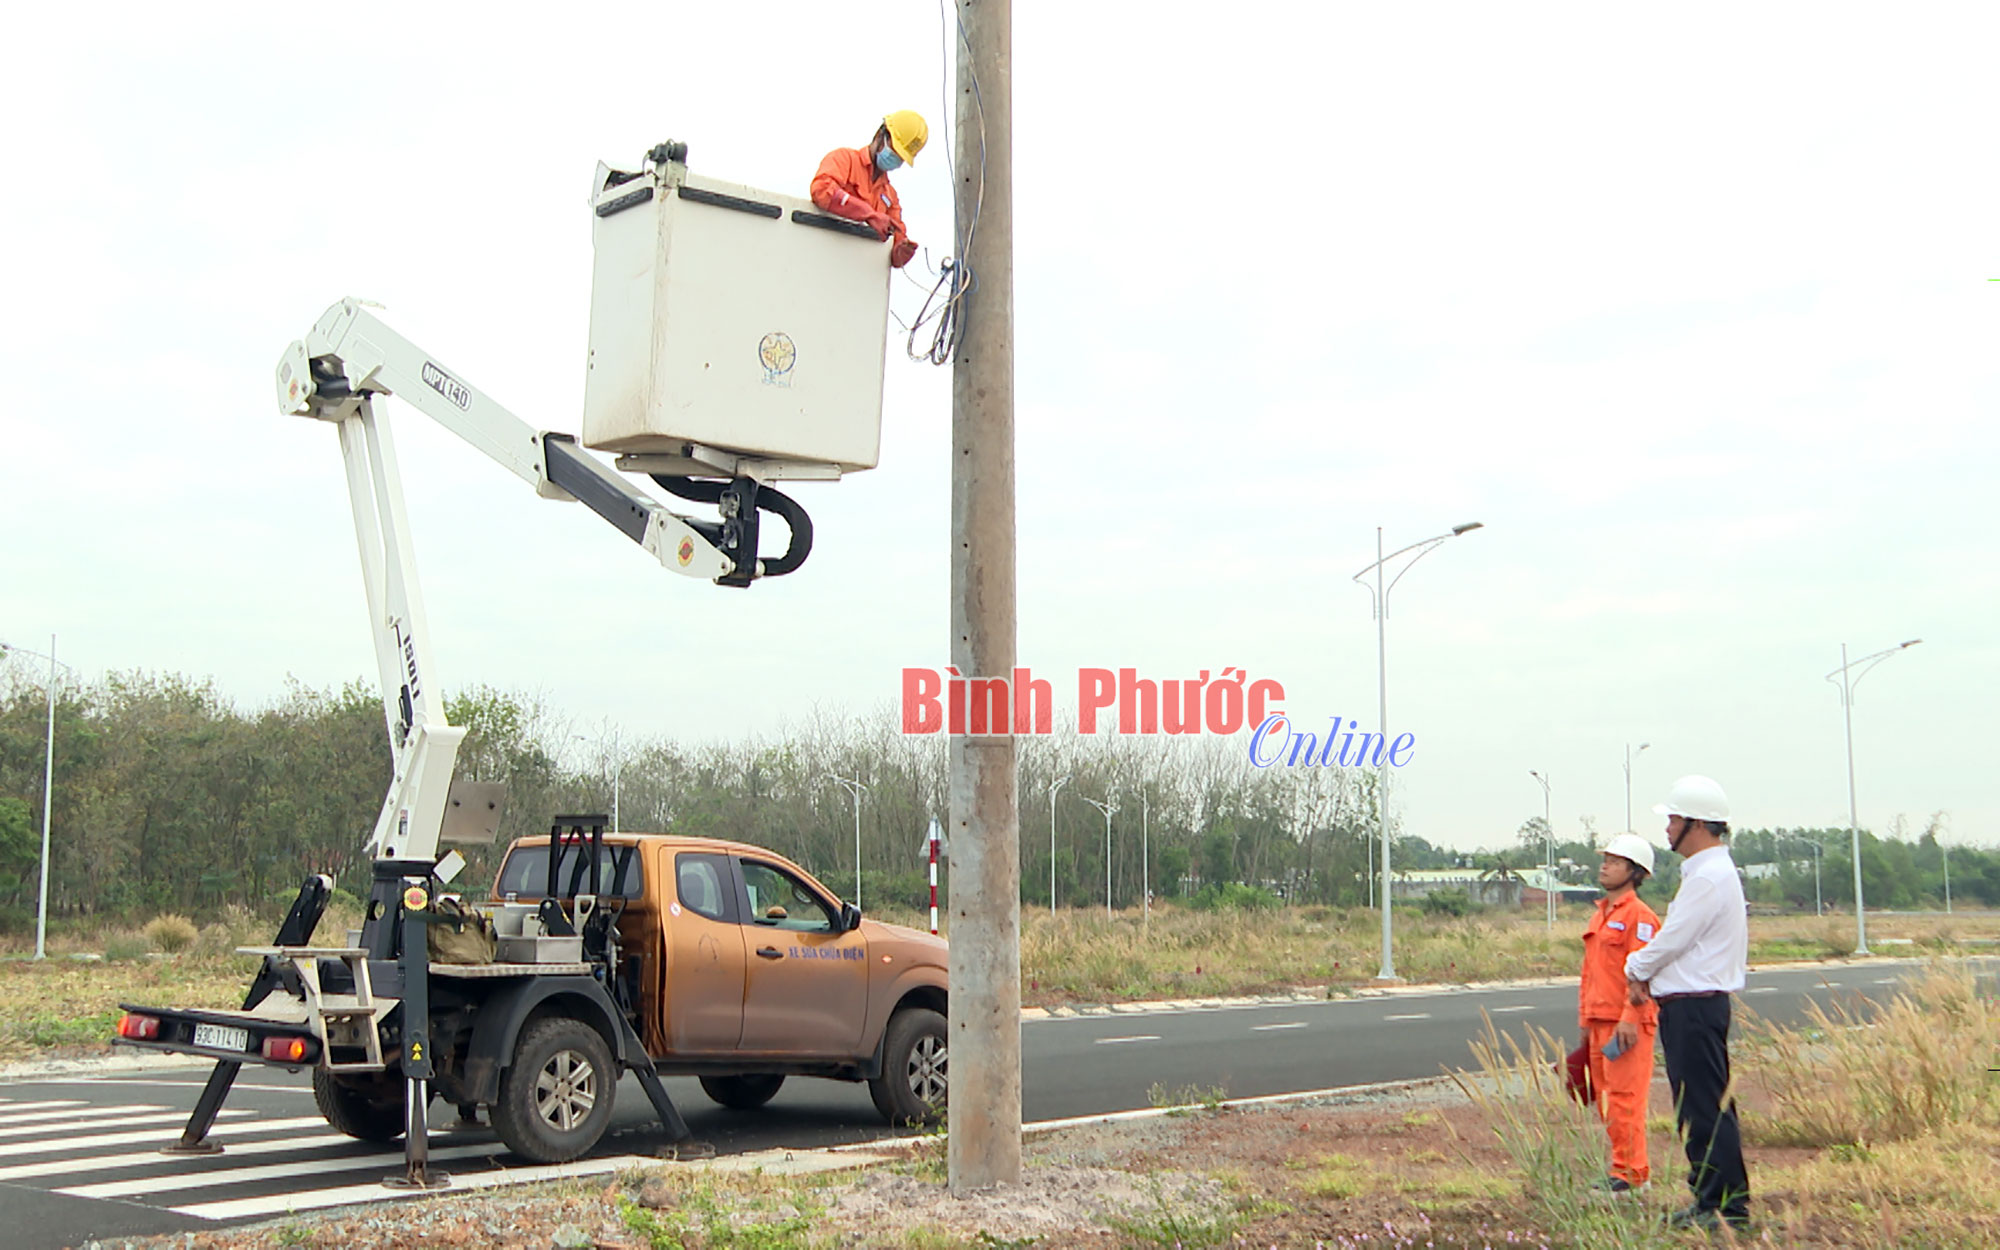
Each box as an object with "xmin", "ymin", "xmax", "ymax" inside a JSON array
[
  {"xmin": 487, "ymin": 833, "xmax": 950, "ymax": 1130},
  {"xmin": 116, "ymin": 829, "xmax": 948, "ymax": 1166}
]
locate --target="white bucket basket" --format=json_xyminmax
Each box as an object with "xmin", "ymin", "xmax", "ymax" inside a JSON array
[{"xmin": 581, "ymin": 151, "xmax": 892, "ymax": 479}]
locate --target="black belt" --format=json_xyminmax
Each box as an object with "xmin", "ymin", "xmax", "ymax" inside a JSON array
[{"xmin": 1654, "ymin": 990, "xmax": 1728, "ymax": 1002}]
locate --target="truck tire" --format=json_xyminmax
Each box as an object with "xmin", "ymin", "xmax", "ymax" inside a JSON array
[
  {"xmin": 312, "ymin": 1070, "xmax": 406, "ymax": 1142},
  {"xmin": 868, "ymin": 1007, "xmax": 947, "ymax": 1126},
  {"xmin": 698, "ymin": 1073, "xmax": 786, "ymax": 1110},
  {"xmin": 491, "ymin": 1017, "xmax": 617, "ymax": 1163}
]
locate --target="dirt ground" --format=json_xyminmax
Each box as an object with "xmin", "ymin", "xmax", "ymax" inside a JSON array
[
  {"xmin": 73, "ymin": 1080, "xmax": 1554, "ymax": 1250},
  {"xmin": 81, "ymin": 1069, "xmax": 1897, "ymax": 1250}
]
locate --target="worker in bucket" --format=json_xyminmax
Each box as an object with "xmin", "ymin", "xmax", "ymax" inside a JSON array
[
  {"xmin": 811, "ymin": 111, "xmax": 926, "ymax": 269},
  {"xmin": 1579, "ymin": 833, "xmax": 1662, "ymax": 1196}
]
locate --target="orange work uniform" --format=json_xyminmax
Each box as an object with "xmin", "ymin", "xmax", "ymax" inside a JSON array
[
  {"xmin": 1580, "ymin": 889, "xmax": 1661, "ymax": 1185},
  {"xmin": 810, "ymin": 146, "xmax": 915, "ymax": 266}
]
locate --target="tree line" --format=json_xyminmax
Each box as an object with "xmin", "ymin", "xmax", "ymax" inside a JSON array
[{"xmin": 1, "ymin": 668, "xmax": 1992, "ymax": 929}]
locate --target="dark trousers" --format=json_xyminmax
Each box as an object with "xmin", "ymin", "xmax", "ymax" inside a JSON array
[{"xmin": 1659, "ymin": 994, "xmax": 1750, "ymax": 1217}]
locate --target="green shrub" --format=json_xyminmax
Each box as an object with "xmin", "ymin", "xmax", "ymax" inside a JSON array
[
  {"xmin": 1418, "ymin": 888, "xmax": 1478, "ymax": 918},
  {"xmin": 104, "ymin": 932, "xmax": 151, "ymax": 961},
  {"xmin": 143, "ymin": 914, "xmax": 199, "ymax": 953},
  {"xmin": 1190, "ymin": 882, "xmax": 1280, "ymax": 912}
]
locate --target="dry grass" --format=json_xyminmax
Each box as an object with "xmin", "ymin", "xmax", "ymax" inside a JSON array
[
  {"xmin": 1449, "ymin": 958, "xmax": 2000, "ymax": 1248},
  {"xmin": 1019, "ymin": 903, "xmax": 2000, "ymax": 1006},
  {"xmin": 0, "ymin": 899, "xmax": 363, "ymax": 1063},
  {"xmin": 1743, "ymin": 961, "xmax": 2000, "ymax": 1147},
  {"xmin": 1020, "ymin": 904, "xmax": 1589, "ymax": 1004}
]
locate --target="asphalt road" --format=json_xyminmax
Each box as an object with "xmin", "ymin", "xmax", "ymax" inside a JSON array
[{"xmin": 0, "ymin": 958, "xmax": 1975, "ymax": 1249}]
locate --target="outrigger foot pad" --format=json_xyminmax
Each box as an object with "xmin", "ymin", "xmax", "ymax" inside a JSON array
[{"xmin": 382, "ymin": 1170, "xmax": 454, "ymax": 1191}]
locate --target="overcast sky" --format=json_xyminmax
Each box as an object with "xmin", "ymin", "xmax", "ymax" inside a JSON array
[{"xmin": 1, "ymin": 4, "xmax": 1993, "ymax": 852}]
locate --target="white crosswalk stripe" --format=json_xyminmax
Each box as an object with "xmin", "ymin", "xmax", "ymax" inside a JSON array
[
  {"xmin": 0, "ymin": 1110, "xmax": 292, "ymax": 1159},
  {"xmin": 0, "ymin": 1104, "xmax": 167, "ymax": 1127},
  {"xmin": 172, "ymin": 1153, "xmax": 655, "ymax": 1221},
  {"xmin": 0, "ymin": 1108, "xmax": 240, "ymax": 1140},
  {"xmin": 0, "ymin": 1097, "xmax": 649, "ymax": 1224},
  {"xmin": 0, "ymin": 1129, "xmax": 355, "ymax": 1183},
  {"xmin": 0, "ymin": 1100, "xmax": 89, "ymax": 1116},
  {"xmin": 59, "ymin": 1142, "xmax": 510, "ymax": 1199}
]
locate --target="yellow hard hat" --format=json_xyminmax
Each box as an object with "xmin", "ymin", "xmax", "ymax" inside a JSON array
[{"xmin": 882, "ymin": 110, "xmax": 929, "ymax": 165}]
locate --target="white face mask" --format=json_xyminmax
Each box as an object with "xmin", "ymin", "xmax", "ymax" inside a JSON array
[{"xmin": 875, "ymin": 146, "xmax": 903, "ymax": 173}]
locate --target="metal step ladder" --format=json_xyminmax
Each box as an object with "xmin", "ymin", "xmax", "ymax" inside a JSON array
[{"xmin": 238, "ymin": 945, "xmax": 388, "ymax": 1071}]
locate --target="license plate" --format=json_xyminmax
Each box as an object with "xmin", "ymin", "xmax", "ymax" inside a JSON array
[{"xmin": 192, "ymin": 1022, "xmax": 250, "ymax": 1053}]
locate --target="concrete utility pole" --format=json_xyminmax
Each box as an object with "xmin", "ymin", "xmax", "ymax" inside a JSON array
[{"xmin": 947, "ymin": 0, "xmax": 1020, "ymax": 1192}]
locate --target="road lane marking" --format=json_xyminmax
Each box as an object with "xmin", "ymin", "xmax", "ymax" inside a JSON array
[
  {"xmin": 172, "ymin": 1154, "xmax": 653, "ymax": 1220},
  {"xmin": 1745, "ymin": 988, "xmax": 1778, "ymax": 994},
  {"xmin": 1489, "ymin": 1005, "xmax": 1536, "ymax": 1013},
  {"xmin": 1384, "ymin": 1013, "xmax": 1431, "ymax": 1021},
  {"xmin": 1093, "ymin": 1036, "xmax": 1161, "ymax": 1045},
  {"xmin": 1252, "ymin": 1022, "xmax": 1308, "ymax": 1032},
  {"xmin": 0, "ymin": 1111, "xmax": 303, "ymax": 1160},
  {"xmin": 0, "ymin": 1130, "xmax": 351, "ymax": 1182},
  {"xmin": 1874, "ymin": 978, "xmax": 1900, "ymax": 985},
  {"xmin": 40, "ymin": 1079, "xmax": 312, "ymax": 1095},
  {"xmin": 0, "ymin": 1109, "xmax": 222, "ymax": 1140},
  {"xmin": 0, "ymin": 1101, "xmax": 88, "ymax": 1115},
  {"xmin": 0, "ymin": 1104, "xmax": 167, "ymax": 1127},
  {"xmin": 60, "ymin": 1143, "xmax": 509, "ymax": 1198}
]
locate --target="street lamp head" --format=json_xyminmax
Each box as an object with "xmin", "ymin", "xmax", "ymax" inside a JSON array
[
  {"xmin": 1901, "ymin": 639, "xmax": 1922, "ymax": 649},
  {"xmin": 1451, "ymin": 522, "xmax": 1484, "ymax": 536},
  {"xmin": 1638, "ymin": 742, "xmax": 1650, "ymax": 752}
]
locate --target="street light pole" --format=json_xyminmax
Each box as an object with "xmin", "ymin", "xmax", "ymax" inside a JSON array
[
  {"xmin": 1826, "ymin": 639, "xmax": 1921, "ymax": 956},
  {"xmin": 1352, "ymin": 521, "xmax": 1484, "ymax": 981},
  {"xmin": 827, "ymin": 774, "xmax": 866, "ymax": 908},
  {"xmin": 1530, "ymin": 770, "xmax": 1553, "ymax": 934},
  {"xmin": 608, "ymin": 731, "xmax": 621, "ymax": 835},
  {"xmin": 1, "ymin": 637, "xmax": 72, "ymax": 961},
  {"xmin": 1048, "ymin": 775, "xmax": 1071, "ymax": 915},
  {"xmin": 1623, "ymin": 742, "xmax": 1649, "ymax": 833},
  {"xmin": 1801, "ymin": 835, "xmax": 1823, "ymax": 917},
  {"xmin": 1141, "ymin": 791, "xmax": 1150, "ymax": 931},
  {"xmin": 1941, "ymin": 837, "xmax": 1952, "ymax": 915},
  {"xmin": 1083, "ymin": 797, "xmax": 1118, "ymax": 919},
  {"xmin": 574, "ymin": 731, "xmax": 624, "ymax": 834}
]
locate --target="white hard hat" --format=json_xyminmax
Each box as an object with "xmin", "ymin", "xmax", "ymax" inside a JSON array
[
  {"xmin": 1654, "ymin": 774, "xmax": 1729, "ymax": 823},
  {"xmin": 1602, "ymin": 833, "xmax": 1657, "ymax": 876}
]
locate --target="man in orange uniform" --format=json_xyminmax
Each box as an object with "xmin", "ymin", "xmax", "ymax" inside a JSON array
[
  {"xmin": 811, "ymin": 111, "xmax": 927, "ymax": 269},
  {"xmin": 1580, "ymin": 832, "xmax": 1661, "ymax": 1194}
]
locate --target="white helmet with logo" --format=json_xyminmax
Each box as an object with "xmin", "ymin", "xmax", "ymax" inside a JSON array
[
  {"xmin": 1602, "ymin": 833, "xmax": 1657, "ymax": 876},
  {"xmin": 1653, "ymin": 774, "xmax": 1729, "ymax": 824}
]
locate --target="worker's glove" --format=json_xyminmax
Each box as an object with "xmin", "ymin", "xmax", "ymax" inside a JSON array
[
  {"xmin": 819, "ymin": 188, "xmax": 879, "ymax": 228},
  {"xmin": 891, "ymin": 237, "xmax": 919, "ymax": 268},
  {"xmin": 863, "ymin": 211, "xmax": 897, "ymax": 241}
]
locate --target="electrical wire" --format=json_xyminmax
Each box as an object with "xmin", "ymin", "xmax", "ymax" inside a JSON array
[{"xmin": 904, "ymin": 0, "xmax": 987, "ymax": 367}]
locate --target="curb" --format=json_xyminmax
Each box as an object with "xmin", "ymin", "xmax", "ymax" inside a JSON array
[{"xmin": 0, "ymin": 1051, "xmax": 215, "ymax": 1084}]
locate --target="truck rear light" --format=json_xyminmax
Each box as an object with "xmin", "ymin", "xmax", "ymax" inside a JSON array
[
  {"xmin": 116, "ymin": 1013, "xmax": 161, "ymax": 1041},
  {"xmin": 261, "ymin": 1035, "xmax": 312, "ymax": 1063}
]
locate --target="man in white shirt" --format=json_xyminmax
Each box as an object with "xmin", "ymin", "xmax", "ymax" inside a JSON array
[{"xmin": 1624, "ymin": 775, "xmax": 1750, "ymax": 1232}]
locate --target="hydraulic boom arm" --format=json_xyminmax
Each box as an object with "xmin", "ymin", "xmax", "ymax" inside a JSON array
[{"xmin": 275, "ymin": 298, "xmax": 737, "ymax": 860}]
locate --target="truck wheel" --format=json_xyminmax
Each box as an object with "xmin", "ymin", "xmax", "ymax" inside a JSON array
[
  {"xmin": 312, "ymin": 1070, "xmax": 406, "ymax": 1142},
  {"xmin": 491, "ymin": 1017, "xmax": 617, "ymax": 1163},
  {"xmin": 869, "ymin": 1007, "xmax": 947, "ymax": 1126},
  {"xmin": 698, "ymin": 1074, "xmax": 786, "ymax": 1110}
]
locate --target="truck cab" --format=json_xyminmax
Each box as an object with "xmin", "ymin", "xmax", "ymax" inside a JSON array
[{"xmin": 490, "ymin": 834, "xmax": 948, "ymax": 1123}]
